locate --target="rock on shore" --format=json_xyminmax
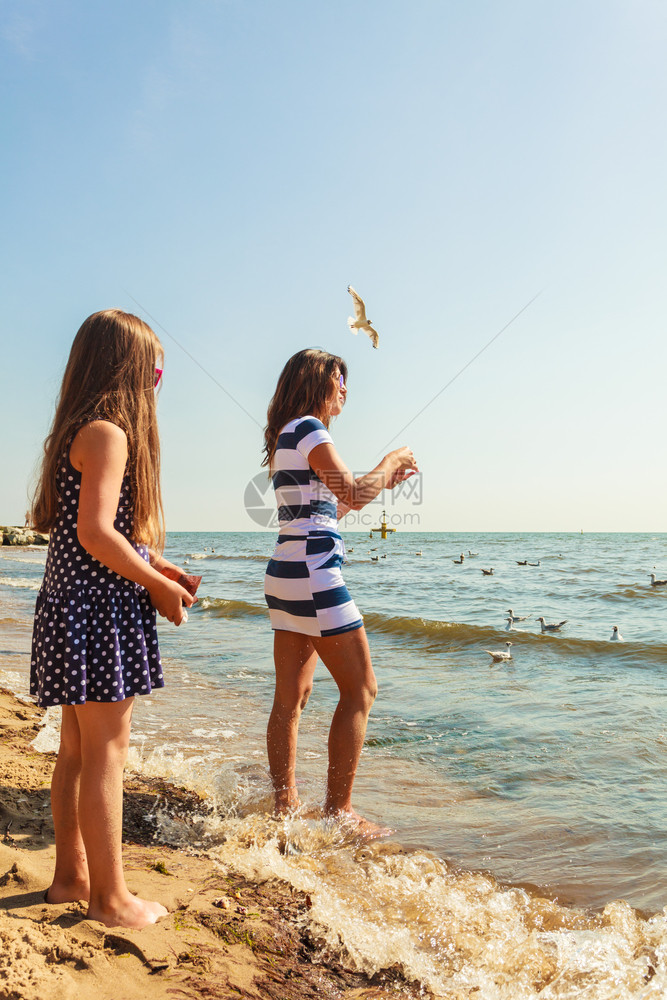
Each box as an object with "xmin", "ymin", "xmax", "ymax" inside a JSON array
[{"xmin": 1, "ymin": 526, "xmax": 49, "ymax": 546}]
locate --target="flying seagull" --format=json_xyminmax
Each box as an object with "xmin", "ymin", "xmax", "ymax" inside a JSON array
[
  {"xmin": 536, "ymin": 616, "xmax": 567, "ymax": 633},
  {"xmin": 484, "ymin": 642, "xmax": 513, "ymax": 662},
  {"xmin": 347, "ymin": 286, "xmax": 379, "ymax": 348}
]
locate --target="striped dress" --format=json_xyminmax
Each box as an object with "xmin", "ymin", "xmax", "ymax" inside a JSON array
[{"xmin": 264, "ymin": 416, "xmax": 363, "ymax": 637}]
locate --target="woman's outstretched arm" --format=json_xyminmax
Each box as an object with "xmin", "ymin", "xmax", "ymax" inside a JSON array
[{"xmin": 308, "ymin": 442, "xmax": 418, "ymax": 513}]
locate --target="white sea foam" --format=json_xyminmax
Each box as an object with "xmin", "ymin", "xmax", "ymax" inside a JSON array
[
  {"xmin": 126, "ymin": 744, "xmax": 246, "ymax": 813},
  {"xmin": 0, "ymin": 553, "xmax": 46, "ymax": 565},
  {"xmin": 0, "ymin": 576, "xmax": 41, "ymax": 591},
  {"xmin": 187, "ymin": 728, "xmax": 238, "ymax": 739},
  {"xmin": 108, "ymin": 740, "xmax": 667, "ymax": 1000},
  {"xmin": 0, "ymin": 669, "xmax": 31, "ymax": 696},
  {"xmin": 144, "ymin": 798, "xmax": 667, "ymax": 999},
  {"xmin": 30, "ymin": 706, "xmax": 62, "ymax": 753}
]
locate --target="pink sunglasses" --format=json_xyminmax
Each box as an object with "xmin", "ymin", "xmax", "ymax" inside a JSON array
[{"xmin": 154, "ymin": 367, "xmax": 163, "ymax": 388}]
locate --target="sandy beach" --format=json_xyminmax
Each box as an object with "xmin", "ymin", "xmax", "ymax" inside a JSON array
[{"xmin": 0, "ymin": 685, "xmax": 420, "ymax": 1000}]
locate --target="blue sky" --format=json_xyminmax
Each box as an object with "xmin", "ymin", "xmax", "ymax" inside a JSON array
[{"xmin": 1, "ymin": 0, "xmax": 665, "ymax": 532}]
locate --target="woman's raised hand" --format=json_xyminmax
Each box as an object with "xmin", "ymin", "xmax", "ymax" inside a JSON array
[
  {"xmin": 148, "ymin": 576, "xmax": 195, "ymax": 625},
  {"xmin": 385, "ymin": 447, "xmax": 419, "ymax": 489}
]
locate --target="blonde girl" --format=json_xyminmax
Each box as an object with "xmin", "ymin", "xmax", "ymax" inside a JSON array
[
  {"xmin": 31, "ymin": 309, "xmax": 194, "ymax": 928},
  {"xmin": 263, "ymin": 349, "xmax": 418, "ymax": 832}
]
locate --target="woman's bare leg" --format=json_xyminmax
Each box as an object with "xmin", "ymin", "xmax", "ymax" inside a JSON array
[
  {"xmin": 75, "ymin": 697, "xmax": 167, "ymax": 928},
  {"xmin": 47, "ymin": 706, "xmax": 90, "ymax": 903},
  {"xmin": 267, "ymin": 631, "xmax": 318, "ymax": 813},
  {"xmin": 312, "ymin": 626, "xmax": 378, "ymax": 817}
]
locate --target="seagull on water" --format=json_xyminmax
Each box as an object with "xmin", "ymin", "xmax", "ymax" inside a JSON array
[
  {"xmin": 347, "ymin": 286, "xmax": 379, "ymax": 348},
  {"xmin": 649, "ymin": 573, "xmax": 667, "ymax": 587},
  {"xmin": 453, "ymin": 553, "xmax": 464, "ymax": 564},
  {"xmin": 610, "ymin": 626, "xmax": 624, "ymax": 641},
  {"xmin": 484, "ymin": 642, "xmax": 512, "ymax": 662},
  {"xmin": 536, "ymin": 616, "xmax": 567, "ymax": 633},
  {"xmin": 481, "ymin": 568, "xmax": 494, "ymax": 576},
  {"xmin": 517, "ymin": 560, "xmax": 528, "ymax": 566},
  {"xmin": 468, "ymin": 550, "xmax": 478, "ymax": 557},
  {"xmin": 505, "ymin": 618, "xmax": 522, "ymax": 632},
  {"xmin": 507, "ymin": 609, "xmax": 529, "ymax": 622},
  {"xmin": 527, "ymin": 561, "xmax": 541, "ymax": 567}
]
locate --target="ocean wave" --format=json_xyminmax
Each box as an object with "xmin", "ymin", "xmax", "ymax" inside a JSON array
[
  {"xmin": 600, "ymin": 587, "xmax": 667, "ymax": 601},
  {"xmin": 0, "ymin": 615, "xmax": 27, "ymax": 627},
  {"xmin": 195, "ymin": 596, "xmax": 666, "ymax": 661},
  {"xmin": 0, "ymin": 553, "xmax": 46, "ymax": 565},
  {"xmin": 0, "ymin": 576, "xmax": 41, "ymax": 592},
  {"xmin": 0, "ymin": 669, "xmax": 33, "ymax": 697},
  {"xmin": 186, "ymin": 552, "xmax": 268, "ymax": 562},
  {"xmin": 133, "ymin": 763, "xmax": 667, "ymax": 1000},
  {"xmin": 212, "ymin": 831, "xmax": 667, "ymax": 999},
  {"xmin": 198, "ymin": 596, "xmax": 269, "ymax": 619},
  {"xmin": 362, "ymin": 611, "xmax": 667, "ymax": 660}
]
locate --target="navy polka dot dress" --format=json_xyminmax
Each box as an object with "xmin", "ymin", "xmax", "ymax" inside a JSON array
[{"xmin": 30, "ymin": 447, "xmax": 163, "ymax": 706}]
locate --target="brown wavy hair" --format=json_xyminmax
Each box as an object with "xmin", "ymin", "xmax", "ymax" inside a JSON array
[
  {"xmin": 262, "ymin": 349, "xmax": 348, "ymax": 470},
  {"xmin": 31, "ymin": 309, "xmax": 165, "ymax": 550}
]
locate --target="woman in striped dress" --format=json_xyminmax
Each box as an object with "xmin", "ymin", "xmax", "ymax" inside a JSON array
[{"xmin": 263, "ymin": 349, "xmax": 418, "ymax": 830}]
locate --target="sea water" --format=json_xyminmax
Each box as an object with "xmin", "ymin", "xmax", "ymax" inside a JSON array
[{"xmin": 2, "ymin": 531, "xmax": 667, "ymax": 999}]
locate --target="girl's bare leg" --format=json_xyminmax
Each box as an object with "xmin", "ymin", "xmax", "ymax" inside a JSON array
[
  {"xmin": 46, "ymin": 706, "xmax": 90, "ymax": 903},
  {"xmin": 312, "ymin": 627, "xmax": 378, "ymax": 818},
  {"xmin": 267, "ymin": 631, "xmax": 318, "ymax": 812},
  {"xmin": 75, "ymin": 697, "xmax": 167, "ymax": 928}
]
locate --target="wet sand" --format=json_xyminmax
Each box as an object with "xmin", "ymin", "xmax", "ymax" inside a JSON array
[{"xmin": 0, "ymin": 686, "xmax": 423, "ymax": 1000}]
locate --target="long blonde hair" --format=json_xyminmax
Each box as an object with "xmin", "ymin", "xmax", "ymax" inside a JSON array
[
  {"xmin": 262, "ymin": 349, "xmax": 347, "ymax": 470},
  {"xmin": 32, "ymin": 309, "xmax": 165, "ymax": 550}
]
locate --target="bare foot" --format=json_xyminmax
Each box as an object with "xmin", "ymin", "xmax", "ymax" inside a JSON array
[
  {"xmin": 327, "ymin": 808, "xmax": 393, "ymax": 840},
  {"xmin": 273, "ymin": 788, "xmax": 301, "ymax": 815},
  {"xmin": 87, "ymin": 894, "xmax": 168, "ymax": 929},
  {"xmin": 45, "ymin": 878, "xmax": 90, "ymax": 904}
]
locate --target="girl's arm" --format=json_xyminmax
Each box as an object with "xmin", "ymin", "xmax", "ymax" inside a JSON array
[
  {"xmin": 150, "ymin": 553, "xmax": 200, "ymax": 601},
  {"xmin": 149, "ymin": 551, "xmax": 187, "ymax": 577},
  {"xmin": 70, "ymin": 421, "xmax": 194, "ymax": 625},
  {"xmin": 308, "ymin": 442, "xmax": 418, "ymax": 512}
]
